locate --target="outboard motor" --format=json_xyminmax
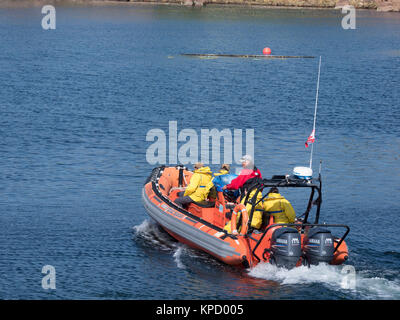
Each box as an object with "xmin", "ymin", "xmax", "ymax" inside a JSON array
[
  {"xmin": 270, "ymin": 228, "xmax": 302, "ymax": 269},
  {"xmin": 303, "ymin": 227, "xmax": 335, "ymax": 265}
]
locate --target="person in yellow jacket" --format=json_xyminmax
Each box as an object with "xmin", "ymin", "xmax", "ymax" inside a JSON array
[
  {"xmin": 224, "ymin": 186, "xmax": 264, "ymax": 234},
  {"xmin": 204, "ymin": 164, "xmax": 230, "ymax": 200},
  {"xmin": 174, "ymin": 163, "xmax": 213, "ymax": 208},
  {"xmin": 263, "ymin": 187, "xmax": 296, "ymax": 224}
]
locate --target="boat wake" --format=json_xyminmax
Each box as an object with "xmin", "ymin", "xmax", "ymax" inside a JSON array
[
  {"xmin": 133, "ymin": 219, "xmax": 178, "ymax": 251},
  {"xmin": 173, "ymin": 246, "xmax": 186, "ymax": 269},
  {"xmin": 249, "ymin": 262, "xmax": 400, "ymax": 299},
  {"xmin": 133, "ymin": 219, "xmax": 207, "ymax": 269},
  {"xmin": 133, "ymin": 220, "xmax": 400, "ymax": 299}
]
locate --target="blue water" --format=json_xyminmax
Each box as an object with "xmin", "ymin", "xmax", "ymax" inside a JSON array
[{"xmin": 0, "ymin": 4, "xmax": 399, "ymax": 299}]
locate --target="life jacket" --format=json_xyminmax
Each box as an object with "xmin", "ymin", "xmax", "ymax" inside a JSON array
[
  {"xmin": 241, "ymin": 187, "xmax": 264, "ymax": 230},
  {"xmin": 240, "ymin": 175, "xmax": 263, "ymax": 201},
  {"xmin": 225, "ymin": 166, "xmax": 262, "ymax": 191}
]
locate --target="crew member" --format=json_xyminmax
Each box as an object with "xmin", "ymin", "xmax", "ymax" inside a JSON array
[
  {"xmin": 263, "ymin": 187, "xmax": 296, "ymax": 224},
  {"xmin": 174, "ymin": 163, "xmax": 213, "ymax": 208},
  {"xmin": 224, "ymin": 182, "xmax": 264, "ymax": 234},
  {"xmin": 205, "ymin": 164, "xmax": 232, "ymax": 199},
  {"xmin": 215, "ymin": 163, "xmax": 230, "ymax": 177},
  {"xmin": 222, "ymin": 155, "xmax": 262, "ymax": 194}
]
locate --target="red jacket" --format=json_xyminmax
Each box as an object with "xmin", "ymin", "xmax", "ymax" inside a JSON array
[{"xmin": 225, "ymin": 167, "xmax": 262, "ymax": 190}]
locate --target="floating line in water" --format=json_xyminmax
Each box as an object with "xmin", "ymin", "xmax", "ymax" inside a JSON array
[{"xmin": 181, "ymin": 53, "xmax": 315, "ymax": 59}]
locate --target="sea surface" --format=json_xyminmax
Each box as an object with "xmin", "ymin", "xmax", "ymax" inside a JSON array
[{"xmin": 0, "ymin": 4, "xmax": 399, "ymax": 299}]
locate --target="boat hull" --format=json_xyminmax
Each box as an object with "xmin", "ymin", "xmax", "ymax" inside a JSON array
[{"xmin": 142, "ymin": 182, "xmax": 252, "ymax": 267}]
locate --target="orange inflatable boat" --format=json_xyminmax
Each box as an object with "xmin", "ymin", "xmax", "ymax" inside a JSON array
[{"xmin": 142, "ymin": 166, "xmax": 349, "ymax": 269}]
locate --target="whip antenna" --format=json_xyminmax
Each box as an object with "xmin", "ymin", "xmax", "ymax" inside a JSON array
[
  {"xmin": 309, "ymin": 56, "xmax": 321, "ymax": 169},
  {"xmin": 293, "ymin": 56, "xmax": 322, "ymax": 181}
]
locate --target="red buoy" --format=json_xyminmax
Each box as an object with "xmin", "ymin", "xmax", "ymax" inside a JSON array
[{"xmin": 263, "ymin": 47, "xmax": 271, "ymax": 55}]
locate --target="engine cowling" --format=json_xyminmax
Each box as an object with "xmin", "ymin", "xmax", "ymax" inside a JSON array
[
  {"xmin": 270, "ymin": 227, "xmax": 302, "ymax": 269},
  {"xmin": 303, "ymin": 227, "xmax": 335, "ymax": 265}
]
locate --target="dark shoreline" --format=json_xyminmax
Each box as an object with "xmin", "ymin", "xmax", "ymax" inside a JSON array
[{"xmin": 0, "ymin": 0, "xmax": 398, "ymax": 12}]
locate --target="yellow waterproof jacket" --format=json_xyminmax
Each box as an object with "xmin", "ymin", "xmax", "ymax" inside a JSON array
[
  {"xmin": 184, "ymin": 166, "xmax": 213, "ymax": 202},
  {"xmin": 224, "ymin": 189, "xmax": 264, "ymax": 233},
  {"xmin": 262, "ymin": 193, "xmax": 296, "ymax": 224}
]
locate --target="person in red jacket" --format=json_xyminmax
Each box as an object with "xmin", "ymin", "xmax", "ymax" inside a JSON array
[{"xmin": 222, "ymin": 155, "xmax": 262, "ymax": 192}]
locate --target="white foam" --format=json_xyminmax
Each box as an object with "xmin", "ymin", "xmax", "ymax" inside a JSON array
[
  {"xmin": 355, "ymin": 273, "xmax": 400, "ymax": 299},
  {"xmin": 249, "ymin": 262, "xmax": 400, "ymax": 299},
  {"xmin": 133, "ymin": 220, "xmax": 400, "ymax": 299},
  {"xmin": 173, "ymin": 246, "xmax": 186, "ymax": 269},
  {"xmin": 132, "ymin": 219, "xmax": 154, "ymax": 234},
  {"xmin": 132, "ymin": 219, "xmax": 177, "ymax": 251},
  {"xmin": 249, "ymin": 263, "xmax": 341, "ymax": 286},
  {"xmin": 133, "ymin": 220, "xmax": 191, "ymax": 269}
]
